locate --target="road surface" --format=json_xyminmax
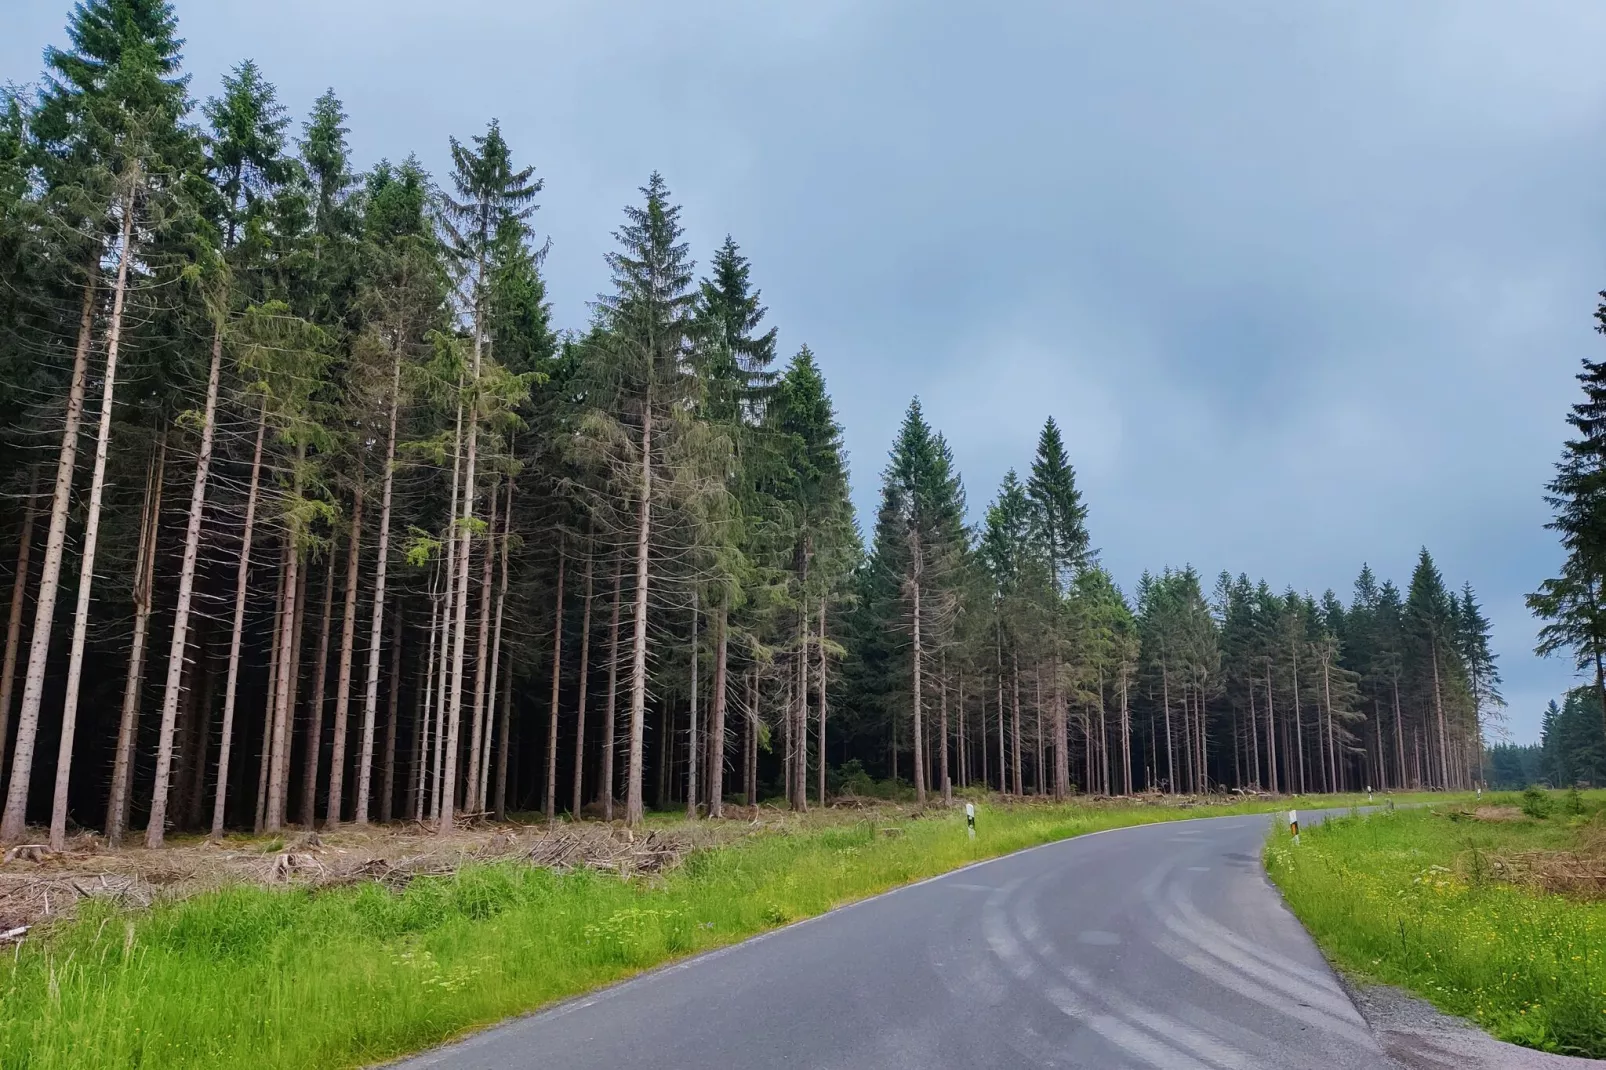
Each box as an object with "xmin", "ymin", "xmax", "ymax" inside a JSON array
[{"xmin": 393, "ymin": 808, "xmax": 1406, "ymax": 1069}]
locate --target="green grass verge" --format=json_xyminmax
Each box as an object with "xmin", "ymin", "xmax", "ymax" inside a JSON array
[
  {"xmin": 1266, "ymin": 792, "xmax": 1606, "ymax": 1057},
  {"xmin": 1, "ymin": 792, "xmax": 1437, "ymax": 1069}
]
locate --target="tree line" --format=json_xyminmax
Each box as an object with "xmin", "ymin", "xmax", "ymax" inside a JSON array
[{"xmin": 0, "ymin": 1, "xmax": 1506, "ymax": 850}]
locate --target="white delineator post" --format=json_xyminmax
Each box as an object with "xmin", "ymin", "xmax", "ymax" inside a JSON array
[
  {"xmin": 965, "ymin": 802, "xmax": 976, "ymax": 840},
  {"xmin": 1289, "ymin": 809, "xmax": 1300, "ymax": 845}
]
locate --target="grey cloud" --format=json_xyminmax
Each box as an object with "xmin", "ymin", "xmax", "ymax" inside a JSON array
[{"xmin": 6, "ymin": 0, "xmax": 1602, "ymax": 739}]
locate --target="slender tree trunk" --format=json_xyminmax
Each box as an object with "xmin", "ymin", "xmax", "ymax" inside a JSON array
[
  {"xmin": 1393, "ymin": 677, "xmax": 1407, "ymax": 788},
  {"xmin": 626, "ymin": 405, "xmax": 653, "ymax": 827},
  {"xmin": 1265, "ymin": 662, "xmax": 1278, "ymax": 793},
  {"xmin": 145, "ymin": 273, "xmax": 228, "ymax": 847},
  {"xmin": 1051, "ymin": 659, "xmax": 1068, "ymax": 801},
  {"xmin": 265, "ymin": 440, "xmax": 309, "ymax": 833},
  {"xmin": 1248, "ymin": 678, "xmax": 1260, "ymax": 789},
  {"xmin": 0, "ymin": 267, "xmax": 95, "ymax": 843},
  {"xmin": 300, "ymin": 557, "xmax": 335, "ymax": 827},
  {"xmin": 255, "ymin": 551, "xmax": 287, "ymax": 833},
  {"xmin": 1431, "ymin": 640, "xmax": 1450, "ymax": 791},
  {"xmin": 210, "ymin": 405, "xmax": 266, "ymax": 839},
  {"xmin": 745, "ymin": 670, "xmax": 757, "ymax": 807},
  {"xmin": 545, "ymin": 539, "xmax": 565, "ymax": 822},
  {"xmin": 50, "ymin": 191, "xmax": 139, "ymax": 852},
  {"xmin": 1010, "ymin": 651, "xmax": 1023, "ymax": 796},
  {"xmin": 493, "ymin": 656, "xmax": 512, "ymax": 820},
  {"xmin": 465, "ymin": 481, "xmax": 497, "ymax": 812},
  {"xmin": 980, "ymin": 670, "xmax": 990, "ymax": 790},
  {"xmin": 381, "ymin": 604, "xmax": 402, "ymax": 823},
  {"xmin": 1121, "ymin": 669, "xmax": 1133, "ymax": 795},
  {"xmin": 939, "ymin": 653, "xmax": 951, "ymax": 805},
  {"xmin": 794, "ymin": 596, "xmax": 808, "ymax": 812},
  {"xmin": 708, "ymin": 606, "xmax": 728, "ymax": 818},
  {"xmin": 184, "ymin": 638, "xmax": 216, "ymax": 829},
  {"xmin": 441, "ymin": 380, "xmax": 476, "ymax": 832},
  {"xmin": 431, "ymin": 400, "xmax": 464, "ymax": 821},
  {"xmin": 573, "ymin": 541, "xmax": 594, "ymax": 818},
  {"xmin": 416, "ymin": 571, "xmax": 439, "ymax": 822},
  {"xmin": 817, "ymin": 598, "xmax": 827, "ymax": 807},
  {"xmin": 910, "ymin": 556, "xmax": 926, "ymax": 807},
  {"xmin": 0, "ymin": 468, "xmax": 41, "ymax": 783},
  {"xmin": 484, "ymin": 477, "xmax": 512, "ymax": 816},
  {"xmin": 106, "ymin": 435, "xmax": 165, "ymax": 845},
  {"xmin": 1291, "ymin": 643, "xmax": 1305, "ymax": 795},
  {"xmin": 354, "ymin": 349, "xmax": 402, "ymax": 825},
  {"xmin": 600, "ymin": 556, "xmax": 622, "ymax": 821},
  {"xmin": 1323, "ymin": 658, "xmax": 1337, "ymax": 794},
  {"xmin": 326, "ymin": 483, "xmax": 363, "ymax": 825},
  {"xmin": 1033, "ymin": 671, "xmax": 1044, "ymax": 795},
  {"xmin": 1161, "ymin": 658, "xmax": 1174, "ymax": 793},
  {"xmin": 687, "ymin": 588, "xmax": 699, "ymax": 819}
]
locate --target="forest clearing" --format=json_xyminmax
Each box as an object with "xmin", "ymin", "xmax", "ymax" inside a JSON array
[
  {"xmin": 1269, "ymin": 792, "xmax": 1606, "ymax": 1059},
  {"xmin": 0, "ymin": 791, "xmax": 1413, "ymax": 1069}
]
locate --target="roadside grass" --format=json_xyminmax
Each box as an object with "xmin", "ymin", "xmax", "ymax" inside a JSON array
[
  {"xmin": 1, "ymin": 791, "xmax": 1441, "ymax": 1069},
  {"xmin": 1266, "ymin": 791, "xmax": 1606, "ymax": 1057}
]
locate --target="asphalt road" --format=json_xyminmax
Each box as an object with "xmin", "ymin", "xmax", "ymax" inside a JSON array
[{"xmin": 393, "ymin": 809, "xmax": 1396, "ymax": 1070}]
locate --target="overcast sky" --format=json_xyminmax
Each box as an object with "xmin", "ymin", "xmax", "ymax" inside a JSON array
[{"xmin": 7, "ymin": 0, "xmax": 1604, "ymax": 743}]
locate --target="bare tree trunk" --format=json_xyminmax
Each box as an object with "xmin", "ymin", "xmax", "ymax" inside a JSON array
[
  {"xmin": 687, "ymin": 587, "xmax": 698, "ymax": 819},
  {"xmin": 493, "ymin": 656, "xmax": 512, "ymax": 820},
  {"xmin": 1265, "ymin": 662, "xmax": 1278, "ymax": 794},
  {"xmin": 1010, "ymin": 651, "xmax": 1023, "ymax": 796},
  {"xmin": 709, "ymin": 606, "xmax": 728, "ymax": 817},
  {"xmin": 107, "ymin": 435, "xmax": 166, "ymax": 845},
  {"xmin": 573, "ymin": 540, "xmax": 595, "ymax": 818},
  {"xmin": 1291, "ymin": 643, "xmax": 1305, "ymax": 795},
  {"xmin": 440, "ymin": 363, "xmax": 480, "ymax": 834},
  {"xmin": 1121, "ymin": 669, "xmax": 1133, "ymax": 795},
  {"xmin": 483, "ymin": 477, "xmax": 512, "ymax": 815},
  {"xmin": 0, "ymin": 467, "xmax": 41, "ymax": 782},
  {"xmin": 300, "ymin": 557, "xmax": 335, "ymax": 827},
  {"xmin": 794, "ymin": 599, "xmax": 808, "ymax": 812},
  {"xmin": 415, "ymin": 581, "xmax": 439, "ymax": 822},
  {"xmin": 144, "ymin": 279, "xmax": 227, "ymax": 847},
  {"xmin": 50, "ymin": 190, "xmax": 139, "ymax": 852},
  {"xmin": 265, "ymin": 442, "xmax": 308, "ymax": 833},
  {"xmin": 545, "ymin": 539, "xmax": 566, "ymax": 822},
  {"xmin": 465, "ymin": 481, "xmax": 497, "ymax": 813},
  {"xmin": 381, "ymin": 603, "xmax": 402, "ymax": 823},
  {"xmin": 817, "ymin": 598, "xmax": 827, "ymax": 807},
  {"xmin": 211, "ymin": 405, "xmax": 266, "ymax": 840},
  {"xmin": 1432, "ymin": 642, "xmax": 1450, "ymax": 790},
  {"xmin": 355, "ymin": 348, "xmax": 403, "ymax": 824},
  {"xmin": 939, "ymin": 653, "xmax": 951, "ymax": 805},
  {"xmin": 325, "ymin": 483, "xmax": 363, "ymax": 825},
  {"xmin": 625, "ymin": 406, "xmax": 652, "ymax": 827},
  {"xmin": 600, "ymin": 556, "xmax": 622, "ymax": 821},
  {"xmin": 1393, "ymin": 676, "xmax": 1406, "ymax": 789},
  {"xmin": 910, "ymin": 556, "xmax": 926, "ymax": 807},
  {"xmin": 184, "ymin": 638, "xmax": 216, "ymax": 829},
  {"xmin": 1034, "ymin": 672, "xmax": 1044, "ymax": 795},
  {"xmin": 1051, "ymin": 660, "xmax": 1068, "ymax": 801},
  {"xmin": 0, "ymin": 268, "xmax": 95, "ymax": 843},
  {"xmin": 745, "ymin": 670, "xmax": 757, "ymax": 807},
  {"xmin": 431, "ymin": 401, "xmax": 465, "ymax": 822},
  {"xmin": 255, "ymin": 549, "xmax": 287, "ymax": 833},
  {"xmin": 1323, "ymin": 658, "xmax": 1337, "ymax": 794}
]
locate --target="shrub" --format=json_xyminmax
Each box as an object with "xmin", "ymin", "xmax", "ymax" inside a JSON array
[{"xmin": 1521, "ymin": 785, "xmax": 1553, "ymax": 820}]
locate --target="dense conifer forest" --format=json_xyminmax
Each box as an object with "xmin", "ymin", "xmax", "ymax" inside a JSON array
[{"xmin": 0, "ymin": 2, "xmax": 1512, "ymax": 847}]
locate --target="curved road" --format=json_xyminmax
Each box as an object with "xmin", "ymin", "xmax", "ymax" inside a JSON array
[{"xmin": 394, "ymin": 810, "xmax": 1394, "ymax": 1070}]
